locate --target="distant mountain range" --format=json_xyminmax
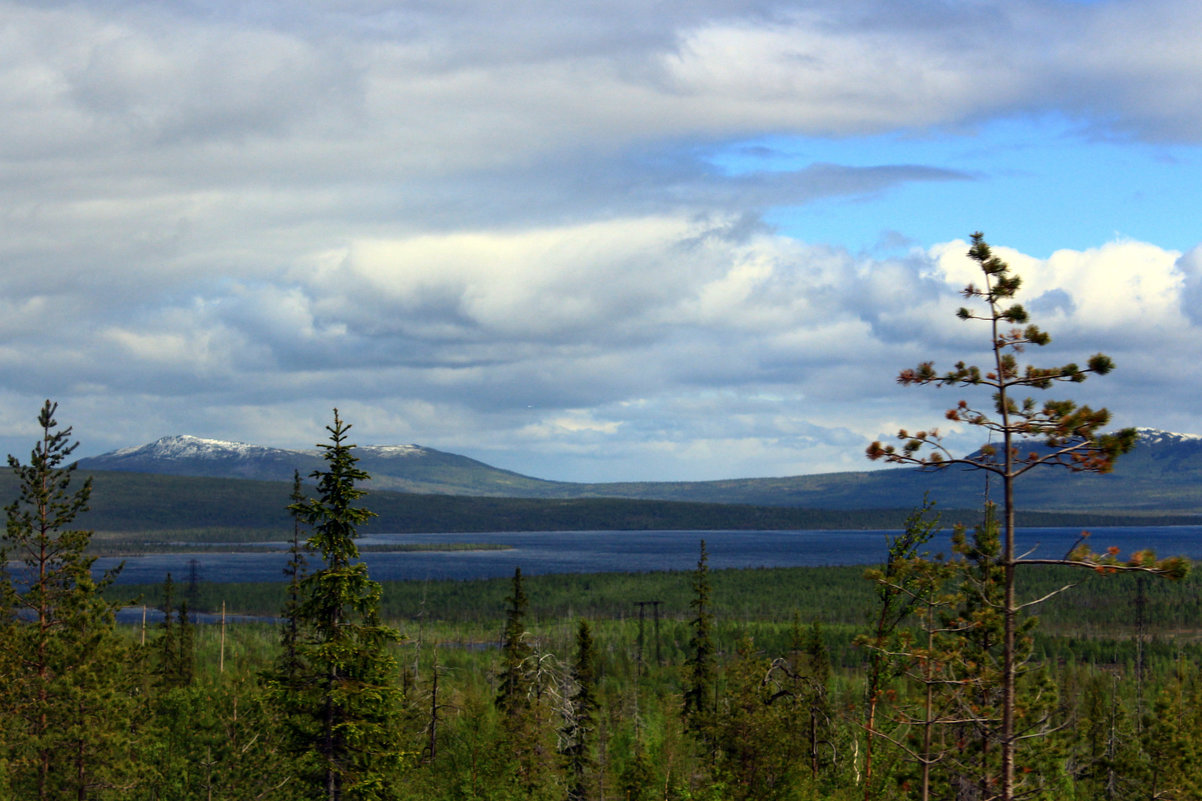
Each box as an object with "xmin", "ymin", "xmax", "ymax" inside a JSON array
[
  {"xmin": 80, "ymin": 435, "xmax": 557, "ymax": 495},
  {"xmin": 76, "ymin": 429, "xmax": 1202, "ymax": 514}
]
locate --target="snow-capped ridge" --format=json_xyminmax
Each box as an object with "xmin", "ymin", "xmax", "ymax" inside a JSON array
[
  {"xmin": 105, "ymin": 435, "xmax": 433, "ymax": 462},
  {"xmin": 112, "ymin": 434, "xmax": 296, "ymax": 460},
  {"xmin": 1133, "ymin": 427, "xmax": 1202, "ymax": 446},
  {"xmin": 79, "ymin": 435, "xmax": 486, "ymax": 490}
]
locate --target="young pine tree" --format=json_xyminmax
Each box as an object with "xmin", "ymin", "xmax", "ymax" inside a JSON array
[
  {"xmin": 867, "ymin": 233, "xmax": 1188, "ymax": 801},
  {"xmin": 0, "ymin": 400, "xmax": 135, "ymax": 800},
  {"xmin": 859, "ymin": 497, "xmax": 942, "ymax": 801}
]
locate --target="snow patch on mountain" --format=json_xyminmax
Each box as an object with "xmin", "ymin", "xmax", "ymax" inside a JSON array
[
  {"xmin": 104, "ymin": 436, "xmax": 434, "ymax": 462},
  {"xmin": 358, "ymin": 445, "xmax": 427, "ymax": 457},
  {"xmin": 1134, "ymin": 428, "xmax": 1202, "ymax": 446},
  {"xmin": 112, "ymin": 435, "xmax": 296, "ymax": 460}
]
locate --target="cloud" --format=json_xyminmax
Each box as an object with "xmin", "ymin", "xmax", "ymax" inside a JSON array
[
  {"xmin": 0, "ymin": 0, "xmax": 1200, "ymax": 481},
  {"xmin": 1050, "ymin": 0, "xmax": 1202, "ymax": 142},
  {"xmin": 23, "ymin": 206, "xmax": 1196, "ymax": 479},
  {"xmin": 1179, "ymin": 245, "xmax": 1202, "ymax": 327},
  {"xmin": 931, "ymin": 237, "xmax": 1188, "ymax": 342}
]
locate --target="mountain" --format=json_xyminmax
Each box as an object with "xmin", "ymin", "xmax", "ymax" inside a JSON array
[
  {"xmin": 80, "ymin": 435, "xmax": 553, "ymax": 494},
  {"xmin": 76, "ymin": 428, "xmax": 1202, "ymax": 514},
  {"xmin": 90, "ymin": 436, "xmax": 315, "ymax": 481}
]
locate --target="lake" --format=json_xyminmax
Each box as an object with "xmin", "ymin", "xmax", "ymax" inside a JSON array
[{"xmin": 95, "ymin": 526, "xmax": 1202, "ymax": 586}]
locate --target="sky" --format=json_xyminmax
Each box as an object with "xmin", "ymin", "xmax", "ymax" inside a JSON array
[{"xmin": 1, "ymin": 0, "xmax": 1200, "ymax": 482}]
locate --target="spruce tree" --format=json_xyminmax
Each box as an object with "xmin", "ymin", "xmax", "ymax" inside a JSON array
[
  {"xmin": 496, "ymin": 567, "xmax": 533, "ymax": 718},
  {"xmin": 155, "ymin": 573, "xmax": 195, "ymax": 688},
  {"xmin": 495, "ymin": 566, "xmax": 552, "ymax": 797},
  {"xmin": 282, "ymin": 409, "xmax": 403, "ymax": 801},
  {"xmin": 262, "ymin": 469, "xmax": 312, "ymax": 763},
  {"xmin": 617, "ymin": 747, "xmax": 655, "ymax": 801},
  {"xmin": 157, "ymin": 573, "xmax": 177, "ymax": 682},
  {"xmin": 561, "ymin": 619, "xmax": 598, "ymax": 801},
  {"xmin": 683, "ymin": 540, "xmax": 716, "ymax": 754},
  {"xmin": 280, "ymin": 470, "xmax": 310, "ymax": 687}
]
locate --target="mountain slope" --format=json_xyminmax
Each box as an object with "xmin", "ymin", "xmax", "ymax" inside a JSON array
[
  {"xmin": 93, "ymin": 436, "xmax": 318, "ymax": 481},
  {"xmin": 80, "ymin": 435, "xmax": 554, "ymax": 494},
  {"xmin": 76, "ymin": 429, "xmax": 1202, "ymax": 513},
  {"xmin": 21, "ymin": 470, "xmax": 1170, "ymax": 539}
]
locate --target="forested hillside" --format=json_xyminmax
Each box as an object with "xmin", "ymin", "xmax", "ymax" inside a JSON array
[{"xmin": 22, "ymin": 469, "xmax": 1195, "ymax": 543}]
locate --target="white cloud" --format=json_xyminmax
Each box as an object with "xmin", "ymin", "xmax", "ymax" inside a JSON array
[
  {"xmin": 932, "ymin": 237, "xmax": 1188, "ymax": 339},
  {"xmin": 0, "ymin": 4, "xmax": 360, "ymax": 153},
  {"xmin": 304, "ymin": 216, "xmax": 826, "ymax": 352},
  {"xmin": 0, "ymin": 223, "xmax": 1198, "ymax": 481},
  {"xmin": 0, "ymin": 0, "xmax": 1200, "ymax": 481},
  {"xmin": 659, "ymin": 14, "xmax": 1018, "ymax": 135}
]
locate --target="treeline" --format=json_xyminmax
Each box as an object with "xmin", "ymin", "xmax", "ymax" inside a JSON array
[
  {"xmin": 5, "ymin": 468, "xmax": 1195, "ymax": 542},
  {"xmin": 119, "ymin": 560, "xmax": 1202, "ymax": 635}
]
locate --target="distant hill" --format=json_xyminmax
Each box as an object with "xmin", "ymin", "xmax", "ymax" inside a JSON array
[
  {"xmin": 1, "ymin": 470, "xmax": 1180, "ymax": 541},
  {"xmin": 78, "ymin": 435, "xmax": 550, "ymax": 495},
  {"xmin": 76, "ymin": 429, "xmax": 1202, "ymax": 514}
]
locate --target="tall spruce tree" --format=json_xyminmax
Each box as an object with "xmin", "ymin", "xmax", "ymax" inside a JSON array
[
  {"xmin": 867, "ymin": 233, "xmax": 1188, "ymax": 801},
  {"xmin": 283, "ymin": 409, "xmax": 403, "ymax": 801},
  {"xmin": 561, "ymin": 619, "xmax": 599, "ymax": 801},
  {"xmin": 495, "ymin": 566, "xmax": 552, "ymax": 797},
  {"xmin": 683, "ymin": 540, "xmax": 716, "ymax": 755},
  {"xmin": 0, "ymin": 400, "xmax": 135, "ymax": 799},
  {"xmin": 263, "ymin": 469, "xmax": 312, "ymax": 760},
  {"xmin": 280, "ymin": 470, "xmax": 310, "ymax": 686},
  {"xmin": 496, "ymin": 567, "xmax": 533, "ymax": 718}
]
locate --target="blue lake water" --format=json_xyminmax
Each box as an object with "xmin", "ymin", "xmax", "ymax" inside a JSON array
[{"xmin": 95, "ymin": 526, "xmax": 1202, "ymax": 586}]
